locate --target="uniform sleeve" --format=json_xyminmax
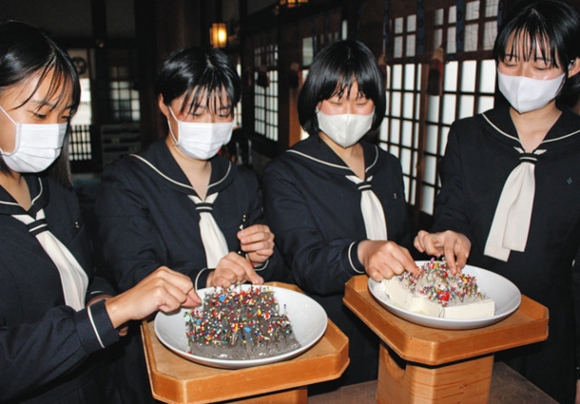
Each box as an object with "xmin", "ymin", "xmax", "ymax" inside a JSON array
[
  {"xmin": 573, "ymin": 250, "xmax": 580, "ymax": 375},
  {"xmin": 263, "ymin": 162, "xmax": 365, "ymax": 295},
  {"xmin": 0, "ymin": 300, "xmax": 118, "ymax": 401},
  {"xmin": 431, "ymin": 122, "xmax": 473, "ymax": 239},
  {"xmin": 95, "ymin": 167, "xmax": 173, "ymax": 292},
  {"xmin": 86, "ymin": 275, "xmax": 118, "ymax": 301},
  {"xmin": 236, "ymin": 168, "xmax": 291, "ymax": 284}
]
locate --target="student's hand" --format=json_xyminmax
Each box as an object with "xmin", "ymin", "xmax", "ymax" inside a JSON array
[
  {"xmin": 208, "ymin": 252, "xmax": 264, "ymax": 288},
  {"xmin": 87, "ymin": 294, "xmax": 132, "ymax": 336},
  {"xmin": 413, "ymin": 230, "xmax": 471, "ymax": 273},
  {"xmin": 357, "ymin": 240, "xmax": 418, "ymax": 282},
  {"xmin": 105, "ymin": 266, "xmax": 200, "ymax": 330},
  {"xmin": 237, "ymin": 224, "xmax": 275, "ymax": 264}
]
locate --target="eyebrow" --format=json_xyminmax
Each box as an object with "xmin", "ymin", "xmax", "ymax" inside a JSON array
[
  {"xmin": 29, "ymin": 98, "xmax": 74, "ymax": 111},
  {"xmin": 503, "ymin": 53, "xmax": 552, "ymax": 63},
  {"xmin": 504, "ymin": 53, "xmax": 519, "ymax": 59},
  {"xmin": 190, "ymin": 104, "xmax": 233, "ymax": 114}
]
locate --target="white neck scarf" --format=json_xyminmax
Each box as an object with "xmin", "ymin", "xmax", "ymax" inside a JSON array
[
  {"xmin": 189, "ymin": 193, "xmax": 229, "ymax": 268},
  {"xmin": 484, "ymin": 147, "xmax": 545, "ymax": 261},
  {"xmin": 13, "ymin": 209, "xmax": 88, "ymax": 310},
  {"xmin": 346, "ymin": 175, "xmax": 388, "ymax": 240}
]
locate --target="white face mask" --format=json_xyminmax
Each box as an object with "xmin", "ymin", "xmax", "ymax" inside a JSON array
[
  {"xmin": 168, "ymin": 108, "xmax": 233, "ymax": 160},
  {"xmin": 498, "ymin": 71, "xmax": 565, "ymax": 114},
  {"xmin": 0, "ymin": 106, "xmax": 67, "ymax": 173},
  {"xmin": 317, "ymin": 109, "xmax": 374, "ymax": 148}
]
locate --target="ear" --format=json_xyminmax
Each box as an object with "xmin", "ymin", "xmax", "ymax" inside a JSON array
[
  {"xmin": 158, "ymin": 95, "xmax": 170, "ymax": 120},
  {"xmin": 568, "ymin": 58, "xmax": 580, "ymax": 78}
]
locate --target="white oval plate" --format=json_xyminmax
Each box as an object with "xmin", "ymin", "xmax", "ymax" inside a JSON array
[
  {"xmin": 154, "ymin": 285, "xmax": 328, "ymax": 369},
  {"xmin": 368, "ymin": 262, "xmax": 521, "ymax": 330}
]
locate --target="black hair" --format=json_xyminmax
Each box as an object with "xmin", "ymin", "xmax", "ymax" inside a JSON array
[
  {"xmin": 494, "ymin": 0, "xmax": 580, "ymax": 108},
  {"xmin": 297, "ymin": 39, "xmax": 386, "ymax": 138},
  {"xmin": 156, "ymin": 47, "xmax": 241, "ymax": 116},
  {"xmin": 0, "ymin": 20, "xmax": 81, "ymax": 185}
]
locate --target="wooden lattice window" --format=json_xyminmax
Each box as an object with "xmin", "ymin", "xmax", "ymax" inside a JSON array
[
  {"xmin": 253, "ymin": 32, "xmax": 279, "ymax": 141},
  {"xmin": 381, "ymin": 0, "xmax": 500, "ymax": 220}
]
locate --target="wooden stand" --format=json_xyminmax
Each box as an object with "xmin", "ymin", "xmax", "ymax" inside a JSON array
[
  {"xmin": 141, "ymin": 282, "xmax": 349, "ymax": 404},
  {"xmin": 343, "ymin": 276, "xmax": 549, "ymax": 404}
]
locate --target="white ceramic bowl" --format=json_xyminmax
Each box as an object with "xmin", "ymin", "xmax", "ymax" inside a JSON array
[
  {"xmin": 368, "ymin": 262, "xmax": 521, "ymax": 330},
  {"xmin": 154, "ymin": 285, "xmax": 328, "ymax": 369}
]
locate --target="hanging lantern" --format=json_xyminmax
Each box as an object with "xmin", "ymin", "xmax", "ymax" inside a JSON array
[
  {"xmin": 210, "ymin": 23, "xmax": 228, "ymax": 49},
  {"xmin": 278, "ymin": 0, "xmax": 308, "ymax": 9}
]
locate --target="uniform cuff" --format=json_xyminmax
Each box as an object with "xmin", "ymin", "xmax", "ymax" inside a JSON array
[
  {"xmin": 75, "ymin": 299, "xmax": 119, "ymax": 354},
  {"xmin": 348, "ymin": 241, "xmax": 365, "ymax": 274},
  {"xmin": 195, "ymin": 268, "xmax": 213, "ymax": 290},
  {"xmin": 253, "ymin": 259, "xmax": 269, "ymax": 272}
]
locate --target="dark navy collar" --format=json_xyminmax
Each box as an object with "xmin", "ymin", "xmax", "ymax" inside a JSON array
[
  {"xmin": 0, "ymin": 175, "xmax": 48, "ymax": 216},
  {"xmin": 481, "ymin": 105, "xmax": 580, "ymax": 150},
  {"xmin": 287, "ymin": 135, "xmax": 382, "ymax": 178},
  {"xmin": 129, "ymin": 138, "xmax": 237, "ymax": 197}
]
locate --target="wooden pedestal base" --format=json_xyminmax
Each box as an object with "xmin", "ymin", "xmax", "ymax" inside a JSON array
[
  {"xmin": 343, "ymin": 275, "xmax": 549, "ymax": 404},
  {"xmin": 229, "ymin": 387, "xmax": 307, "ymax": 404},
  {"xmin": 377, "ymin": 345, "xmax": 493, "ymax": 404}
]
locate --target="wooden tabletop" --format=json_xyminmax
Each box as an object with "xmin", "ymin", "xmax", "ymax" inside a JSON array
[
  {"xmin": 141, "ymin": 282, "xmax": 349, "ymax": 404},
  {"xmin": 343, "ymin": 275, "xmax": 549, "ymax": 366}
]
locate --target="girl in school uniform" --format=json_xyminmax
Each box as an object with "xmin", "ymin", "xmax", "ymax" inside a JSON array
[
  {"xmin": 95, "ymin": 46, "xmax": 287, "ymax": 295},
  {"xmin": 262, "ymin": 39, "xmax": 417, "ymax": 387},
  {"xmin": 95, "ymin": 47, "xmax": 288, "ymax": 401},
  {"xmin": 0, "ymin": 20, "xmax": 199, "ymax": 404},
  {"xmin": 414, "ymin": 1, "xmax": 580, "ymax": 402}
]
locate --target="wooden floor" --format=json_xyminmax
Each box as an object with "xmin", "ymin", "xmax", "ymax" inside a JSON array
[
  {"xmin": 307, "ymin": 362, "xmax": 557, "ymax": 404},
  {"xmin": 308, "ymin": 380, "xmax": 376, "ymax": 404}
]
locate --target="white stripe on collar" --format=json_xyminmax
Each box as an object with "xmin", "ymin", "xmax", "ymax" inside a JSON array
[
  {"xmin": 31, "ymin": 178, "xmax": 43, "ymax": 206},
  {"xmin": 0, "ymin": 200, "xmax": 20, "ymax": 206},
  {"xmin": 482, "ymin": 113, "xmax": 580, "ymax": 145},
  {"xmin": 366, "ymin": 146, "xmax": 379, "ymax": 172},
  {"xmin": 129, "ymin": 154, "xmax": 232, "ymax": 192},
  {"xmin": 0, "ymin": 177, "xmax": 43, "ymax": 207},
  {"xmin": 287, "ymin": 145, "xmax": 380, "ymax": 174}
]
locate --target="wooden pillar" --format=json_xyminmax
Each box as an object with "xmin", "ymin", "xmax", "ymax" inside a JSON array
[
  {"xmin": 91, "ymin": 0, "xmax": 108, "ymax": 169},
  {"xmin": 277, "ymin": 25, "xmax": 294, "ymax": 153},
  {"xmin": 134, "ymin": 0, "xmax": 202, "ymax": 147}
]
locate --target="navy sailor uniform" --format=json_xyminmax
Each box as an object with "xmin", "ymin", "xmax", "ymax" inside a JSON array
[
  {"xmin": 432, "ymin": 105, "xmax": 580, "ymax": 403},
  {"xmin": 94, "ymin": 139, "xmax": 288, "ymax": 403},
  {"xmin": 263, "ymin": 135, "xmax": 412, "ymax": 386},
  {"xmin": 95, "ymin": 138, "xmax": 288, "ymax": 293},
  {"xmin": 0, "ymin": 175, "xmax": 118, "ymax": 403}
]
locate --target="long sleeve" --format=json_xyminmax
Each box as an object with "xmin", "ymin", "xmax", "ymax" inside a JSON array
[
  {"xmin": 0, "ymin": 300, "xmax": 118, "ymax": 401},
  {"xmin": 0, "ymin": 176, "xmax": 122, "ymax": 402},
  {"xmin": 95, "ymin": 143, "xmax": 288, "ymax": 292},
  {"xmin": 95, "ymin": 168, "xmax": 174, "ymax": 292},
  {"xmin": 423, "ymin": 107, "xmax": 580, "ymax": 402},
  {"xmin": 263, "ymin": 139, "xmax": 411, "ymax": 388},
  {"xmin": 263, "ymin": 163, "xmax": 366, "ymax": 295},
  {"xmin": 263, "ymin": 141, "xmax": 410, "ymax": 296},
  {"xmin": 430, "ymin": 121, "xmax": 473, "ymax": 238}
]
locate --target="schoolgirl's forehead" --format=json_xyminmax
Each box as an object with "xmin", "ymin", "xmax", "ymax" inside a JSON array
[
  {"xmin": 503, "ymin": 30, "xmax": 554, "ymax": 62},
  {"xmin": 2, "ymin": 68, "xmax": 74, "ymax": 111},
  {"xmin": 330, "ymin": 76, "xmax": 367, "ymax": 98},
  {"xmin": 181, "ymin": 85, "xmax": 232, "ymax": 113}
]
